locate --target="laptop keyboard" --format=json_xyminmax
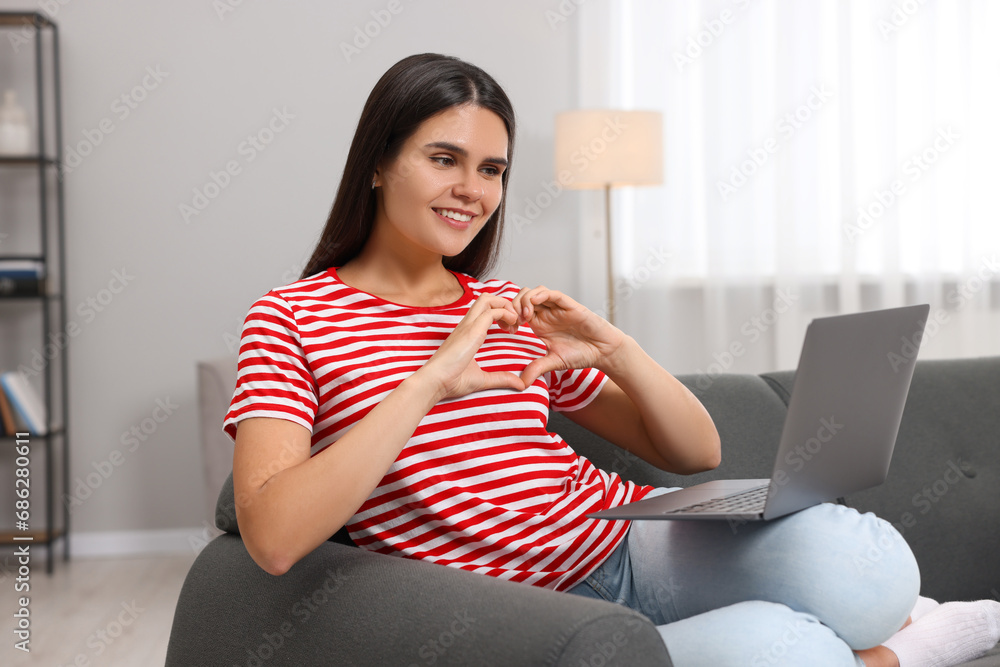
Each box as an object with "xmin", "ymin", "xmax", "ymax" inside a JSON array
[{"xmin": 663, "ymin": 484, "xmax": 770, "ymax": 515}]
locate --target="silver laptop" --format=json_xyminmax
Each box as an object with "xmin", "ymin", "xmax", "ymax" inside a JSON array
[{"xmin": 588, "ymin": 304, "xmax": 930, "ymax": 522}]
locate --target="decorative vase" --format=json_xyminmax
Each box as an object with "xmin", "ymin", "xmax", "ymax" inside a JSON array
[{"xmin": 0, "ymin": 89, "xmax": 32, "ymax": 156}]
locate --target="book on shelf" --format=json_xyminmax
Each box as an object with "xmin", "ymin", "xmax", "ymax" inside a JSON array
[
  {"xmin": 0, "ymin": 386, "xmax": 18, "ymax": 436},
  {"xmin": 0, "ymin": 259, "xmax": 45, "ymax": 276},
  {"xmin": 0, "ymin": 371, "xmax": 47, "ymax": 435},
  {"xmin": 0, "ymin": 259, "xmax": 46, "ymax": 297},
  {"xmin": 0, "ymin": 275, "xmax": 47, "ymax": 296}
]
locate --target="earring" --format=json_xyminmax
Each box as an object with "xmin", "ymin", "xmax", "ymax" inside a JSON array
[{"xmin": 371, "ymin": 177, "xmax": 377, "ymax": 190}]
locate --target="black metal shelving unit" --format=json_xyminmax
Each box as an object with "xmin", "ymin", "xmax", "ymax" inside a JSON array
[{"xmin": 0, "ymin": 11, "xmax": 69, "ymax": 574}]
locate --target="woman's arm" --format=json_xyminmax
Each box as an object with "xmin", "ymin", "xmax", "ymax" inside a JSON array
[
  {"xmin": 512, "ymin": 286, "xmax": 721, "ymax": 475},
  {"xmin": 234, "ymin": 375, "xmax": 443, "ymax": 576},
  {"xmin": 234, "ymin": 293, "xmax": 524, "ymax": 576},
  {"xmin": 564, "ymin": 338, "xmax": 721, "ymax": 474}
]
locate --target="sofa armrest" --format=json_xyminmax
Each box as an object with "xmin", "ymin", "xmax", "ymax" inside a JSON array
[{"xmin": 166, "ymin": 534, "xmax": 672, "ymax": 667}]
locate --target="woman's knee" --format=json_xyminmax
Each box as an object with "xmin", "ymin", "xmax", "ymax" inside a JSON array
[
  {"xmin": 627, "ymin": 501, "xmax": 920, "ymax": 646},
  {"xmin": 780, "ymin": 503, "xmax": 920, "ymax": 647}
]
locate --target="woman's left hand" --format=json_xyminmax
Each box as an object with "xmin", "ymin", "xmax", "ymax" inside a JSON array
[{"xmin": 511, "ymin": 286, "xmax": 628, "ymax": 387}]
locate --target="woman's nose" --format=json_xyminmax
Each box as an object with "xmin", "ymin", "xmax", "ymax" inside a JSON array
[{"xmin": 454, "ymin": 170, "xmax": 483, "ymax": 200}]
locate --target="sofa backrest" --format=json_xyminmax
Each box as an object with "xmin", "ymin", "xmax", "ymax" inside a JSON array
[{"xmin": 553, "ymin": 373, "xmax": 790, "ymax": 491}]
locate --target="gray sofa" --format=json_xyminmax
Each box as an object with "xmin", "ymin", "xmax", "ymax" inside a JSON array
[{"xmin": 166, "ymin": 356, "xmax": 1000, "ymax": 666}]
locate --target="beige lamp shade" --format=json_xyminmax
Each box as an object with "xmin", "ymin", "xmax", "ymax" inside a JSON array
[{"xmin": 554, "ymin": 110, "xmax": 663, "ymax": 189}]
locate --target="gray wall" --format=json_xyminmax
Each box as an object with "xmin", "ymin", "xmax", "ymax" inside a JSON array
[{"xmin": 0, "ymin": 0, "xmax": 584, "ymax": 552}]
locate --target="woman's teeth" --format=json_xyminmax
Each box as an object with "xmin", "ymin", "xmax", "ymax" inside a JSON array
[{"xmin": 436, "ymin": 209, "xmax": 473, "ymax": 222}]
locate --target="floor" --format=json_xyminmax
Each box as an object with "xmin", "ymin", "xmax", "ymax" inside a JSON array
[{"xmin": 2, "ymin": 550, "xmax": 197, "ymax": 666}]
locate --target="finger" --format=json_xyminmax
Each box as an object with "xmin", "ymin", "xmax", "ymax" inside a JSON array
[
  {"xmin": 484, "ymin": 294, "xmax": 519, "ymax": 333},
  {"xmin": 463, "ymin": 295, "xmax": 517, "ymax": 332},
  {"xmin": 497, "ymin": 304, "xmax": 519, "ymax": 333},
  {"xmin": 519, "ymin": 354, "xmax": 563, "ymax": 388},
  {"xmin": 443, "ymin": 304, "xmax": 516, "ymax": 358},
  {"xmin": 519, "ymin": 286, "xmax": 550, "ymax": 323},
  {"xmin": 511, "ymin": 287, "xmax": 533, "ymax": 323},
  {"xmin": 478, "ymin": 370, "xmax": 527, "ymax": 393},
  {"xmin": 452, "ymin": 308, "xmax": 517, "ymax": 354},
  {"xmin": 468, "ymin": 292, "xmax": 514, "ymax": 316},
  {"xmin": 488, "ymin": 294, "xmax": 519, "ymax": 327},
  {"xmin": 527, "ymin": 287, "xmax": 577, "ymax": 314},
  {"xmin": 457, "ymin": 313, "xmax": 518, "ymax": 356}
]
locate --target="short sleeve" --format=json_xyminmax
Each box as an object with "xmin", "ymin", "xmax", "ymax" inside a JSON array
[
  {"xmin": 222, "ymin": 291, "xmax": 319, "ymax": 442},
  {"xmin": 547, "ymin": 367, "xmax": 608, "ymax": 412}
]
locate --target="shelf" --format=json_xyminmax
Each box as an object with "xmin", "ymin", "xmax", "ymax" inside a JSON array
[
  {"xmin": 0, "ymin": 529, "xmax": 65, "ymax": 545},
  {"xmin": 0, "ymin": 293, "xmax": 62, "ymax": 302},
  {"xmin": 0, "ymin": 9, "xmax": 68, "ymax": 575},
  {"xmin": 0, "ymin": 255, "xmax": 45, "ymax": 262},
  {"xmin": 1, "ymin": 428, "xmax": 67, "ymax": 438},
  {"xmin": 0, "ymin": 156, "xmax": 59, "ymax": 166},
  {"xmin": 0, "ymin": 12, "xmax": 54, "ymax": 28}
]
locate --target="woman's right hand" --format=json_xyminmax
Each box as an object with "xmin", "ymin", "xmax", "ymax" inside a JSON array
[{"xmin": 418, "ymin": 293, "xmax": 527, "ymax": 400}]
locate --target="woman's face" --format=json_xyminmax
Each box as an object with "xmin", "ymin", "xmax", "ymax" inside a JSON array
[{"xmin": 372, "ymin": 104, "xmax": 509, "ymax": 261}]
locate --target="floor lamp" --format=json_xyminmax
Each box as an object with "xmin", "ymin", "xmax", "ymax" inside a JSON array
[{"xmin": 554, "ymin": 110, "xmax": 663, "ymax": 326}]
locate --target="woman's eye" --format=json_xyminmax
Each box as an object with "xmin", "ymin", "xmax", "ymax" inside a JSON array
[{"xmin": 432, "ymin": 156, "xmax": 502, "ymax": 177}]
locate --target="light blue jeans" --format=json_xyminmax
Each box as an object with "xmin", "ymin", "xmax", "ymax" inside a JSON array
[{"xmin": 567, "ymin": 490, "xmax": 920, "ymax": 666}]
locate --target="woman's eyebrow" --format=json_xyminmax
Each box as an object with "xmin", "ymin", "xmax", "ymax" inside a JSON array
[{"xmin": 423, "ymin": 141, "xmax": 508, "ymax": 168}]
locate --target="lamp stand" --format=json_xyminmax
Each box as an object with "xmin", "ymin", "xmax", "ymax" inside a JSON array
[{"xmin": 604, "ymin": 183, "xmax": 616, "ymax": 327}]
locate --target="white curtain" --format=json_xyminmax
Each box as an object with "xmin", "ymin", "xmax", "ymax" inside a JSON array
[{"xmin": 574, "ymin": 0, "xmax": 1000, "ymax": 377}]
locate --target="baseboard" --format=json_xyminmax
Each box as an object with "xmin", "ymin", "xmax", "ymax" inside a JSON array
[{"xmin": 68, "ymin": 525, "xmax": 224, "ymax": 558}]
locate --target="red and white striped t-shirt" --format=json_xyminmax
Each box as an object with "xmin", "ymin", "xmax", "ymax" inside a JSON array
[{"xmin": 224, "ymin": 267, "xmax": 653, "ymax": 591}]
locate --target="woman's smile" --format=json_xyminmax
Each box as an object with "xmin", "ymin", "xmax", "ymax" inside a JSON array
[{"xmin": 433, "ymin": 207, "xmax": 476, "ymax": 230}]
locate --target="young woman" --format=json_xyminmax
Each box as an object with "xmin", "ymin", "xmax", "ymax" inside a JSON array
[{"xmin": 224, "ymin": 53, "xmax": 1000, "ymax": 666}]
